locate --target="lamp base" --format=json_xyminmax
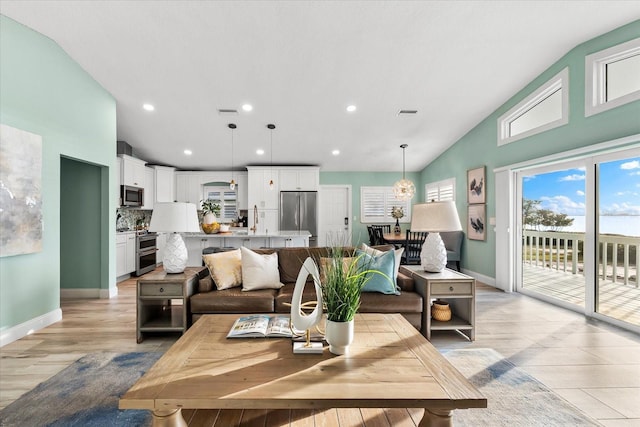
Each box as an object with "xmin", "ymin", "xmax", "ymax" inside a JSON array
[
  {"xmin": 293, "ymin": 341, "xmax": 324, "ymax": 354},
  {"xmin": 163, "ymin": 233, "xmax": 188, "ymax": 274},
  {"xmin": 420, "ymin": 232, "xmax": 447, "ymax": 272}
]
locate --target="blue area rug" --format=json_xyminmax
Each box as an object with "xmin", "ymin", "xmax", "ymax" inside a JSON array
[
  {"xmin": 0, "ymin": 349, "xmax": 599, "ymax": 426},
  {"xmin": 0, "ymin": 352, "xmax": 161, "ymax": 427},
  {"xmin": 444, "ymin": 348, "xmax": 600, "ymax": 426}
]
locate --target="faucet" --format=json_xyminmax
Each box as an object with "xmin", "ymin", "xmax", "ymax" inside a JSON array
[{"xmin": 250, "ymin": 204, "xmax": 258, "ymax": 234}]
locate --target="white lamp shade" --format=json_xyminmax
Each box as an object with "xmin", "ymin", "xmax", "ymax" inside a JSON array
[
  {"xmin": 410, "ymin": 201, "xmax": 462, "ymax": 273},
  {"xmin": 149, "ymin": 202, "xmax": 201, "ymax": 233},
  {"xmin": 410, "ymin": 201, "xmax": 462, "ymax": 232}
]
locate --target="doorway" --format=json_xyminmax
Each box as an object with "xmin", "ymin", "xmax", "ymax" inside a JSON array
[
  {"xmin": 318, "ymin": 185, "xmax": 351, "ymax": 247},
  {"xmin": 60, "ymin": 157, "xmax": 104, "ymax": 297}
]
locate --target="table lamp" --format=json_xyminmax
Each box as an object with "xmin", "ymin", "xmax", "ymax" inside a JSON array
[
  {"xmin": 149, "ymin": 202, "xmax": 200, "ymax": 273},
  {"xmin": 410, "ymin": 201, "xmax": 462, "ymax": 272}
]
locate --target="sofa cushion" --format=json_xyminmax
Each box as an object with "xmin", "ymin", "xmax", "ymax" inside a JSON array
[
  {"xmin": 396, "ymin": 272, "xmax": 415, "ymax": 292},
  {"xmin": 356, "ymin": 249, "xmax": 400, "ymax": 295},
  {"xmin": 240, "ymin": 247, "xmax": 283, "ymax": 291},
  {"xmin": 276, "ymin": 247, "xmax": 333, "ymax": 284},
  {"xmin": 274, "ymin": 282, "xmax": 321, "ymax": 313},
  {"xmin": 203, "ymin": 248, "xmax": 242, "ymax": 290},
  {"xmin": 359, "ymin": 291, "xmax": 422, "ymax": 314},
  {"xmin": 191, "ymin": 287, "xmax": 277, "ymax": 313},
  {"xmin": 198, "ymin": 275, "xmax": 214, "ymax": 293}
]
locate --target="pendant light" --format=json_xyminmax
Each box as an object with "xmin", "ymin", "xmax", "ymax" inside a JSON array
[
  {"xmin": 393, "ymin": 144, "xmax": 415, "ymax": 201},
  {"xmin": 228, "ymin": 123, "xmax": 237, "ymax": 190},
  {"xmin": 267, "ymin": 124, "xmax": 275, "ymax": 190}
]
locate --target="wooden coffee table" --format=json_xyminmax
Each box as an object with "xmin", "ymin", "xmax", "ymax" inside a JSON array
[{"xmin": 120, "ymin": 313, "xmax": 486, "ymax": 426}]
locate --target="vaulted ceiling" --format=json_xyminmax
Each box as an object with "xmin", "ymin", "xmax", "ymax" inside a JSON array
[{"xmin": 2, "ymin": 1, "xmax": 638, "ymax": 171}]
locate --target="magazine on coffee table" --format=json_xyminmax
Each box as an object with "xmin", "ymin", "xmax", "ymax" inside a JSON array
[{"xmin": 227, "ymin": 315, "xmax": 292, "ymax": 338}]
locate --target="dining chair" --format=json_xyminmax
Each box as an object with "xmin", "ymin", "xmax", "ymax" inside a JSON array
[
  {"xmin": 371, "ymin": 227, "xmax": 385, "ymax": 246},
  {"xmin": 402, "ymin": 230, "xmax": 428, "ymax": 265}
]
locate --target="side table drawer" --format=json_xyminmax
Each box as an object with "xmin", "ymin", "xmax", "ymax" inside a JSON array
[
  {"xmin": 140, "ymin": 283, "xmax": 183, "ymax": 296},
  {"xmin": 431, "ymin": 281, "xmax": 472, "ymax": 295}
]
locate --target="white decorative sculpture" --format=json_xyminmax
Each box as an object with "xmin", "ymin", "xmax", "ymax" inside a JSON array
[{"xmin": 290, "ymin": 257, "xmax": 324, "ymax": 354}]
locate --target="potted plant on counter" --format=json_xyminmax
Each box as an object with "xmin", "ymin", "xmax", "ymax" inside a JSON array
[{"xmin": 200, "ymin": 199, "xmax": 221, "ymax": 234}]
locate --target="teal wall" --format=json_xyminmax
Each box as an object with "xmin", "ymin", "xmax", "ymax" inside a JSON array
[
  {"xmin": 0, "ymin": 16, "xmax": 116, "ymax": 333},
  {"xmin": 320, "ymin": 171, "xmax": 422, "ymax": 246},
  {"xmin": 420, "ymin": 19, "xmax": 640, "ymax": 280},
  {"xmin": 60, "ymin": 157, "xmax": 103, "ymax": 290}
]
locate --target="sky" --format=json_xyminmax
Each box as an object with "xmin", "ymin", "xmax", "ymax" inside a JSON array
[{"xmin": 523, "ymin": 157, "xmax": 640, "ymax": 216}]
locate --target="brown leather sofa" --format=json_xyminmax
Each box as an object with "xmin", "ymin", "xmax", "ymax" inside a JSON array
[{"xmin": 190, "ymin": 245, "xmax": 424, "ymax": 331}]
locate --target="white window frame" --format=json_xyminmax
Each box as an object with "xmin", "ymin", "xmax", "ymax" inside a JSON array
[
  {"xmin": 498, "ymin": 67, "xmax": 569, "ymax": 146},
  {"xmin": 360, "ymin": 186, "xmax": 412, "ymax": 224},
  {"xmin": 425, "ymin": 177, "xmax": 456, "ymax": 202},
  {"xmin": 203, "ymin": 185, "xmax": 237, "ymax": 222},
  {"xmin": 585, "ymin": 37, "xmax": 640, "ymax": 117}
]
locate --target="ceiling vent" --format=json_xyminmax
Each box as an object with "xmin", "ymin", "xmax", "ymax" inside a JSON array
[
  {"xmin": 397, "ymin": 109, "xmax": 418, "ymax": 116},
  {"xmin": 218, "ymin": 109, "xmax": 239, "ymax": 116}
]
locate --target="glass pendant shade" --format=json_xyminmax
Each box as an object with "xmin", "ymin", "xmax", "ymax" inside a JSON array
[
  {"xmin": 269, "ymin": 179, "xmax": 274, "ymax": 190},
  {"xmin": 393, "ymin": 144, "xmax": 415, "ymax": 201},
  {"xmin": 229, "ymin": 179, "xmax": 236, "ymax": 190},
  {"xmin": 393, "ymin": 178, "xmax": 416, "ymax": 201}
]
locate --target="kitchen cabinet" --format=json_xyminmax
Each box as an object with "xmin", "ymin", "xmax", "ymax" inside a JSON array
[
  {"xmin": 254, "ymin": 209, "xmax": 279, "ymax": 235},
  {"xmin": 143, "ymin": 167, "xmax": 154, "ymax": 210},
  {"xmin": 117, "ymin": 232, "xmax": 137, "ymax": 278},
  {"xmin": 269, "ymin": 236, "xmax": 308, "ymax": 248},
  {"xmin": 153, "ymin": 166, "xmax": 175, "ymax": 203},
  {"xmin": 185, "ymin": 236, "xmax": 227, "ymax": 266},
  {"xmin": 126, "ymin": 233, "xmax": 136, "ymax": 274},
  {"xmin": 224, "ymin": 236, "xmax": 268, "ymax": 250},
  {"xmin": 175, "ymin": 173, "xmax": 202, "ymax": 205},
  {"xmin": 279, "ymin": 167, "xmax": 319, "ymax": 191},
  {"xmin": 247, "ymin": 167, "xmax": 279, "ymax": 210},
  {"xmin": 120, "ymin": 155, "xmax": 147, "ymax": 188}
]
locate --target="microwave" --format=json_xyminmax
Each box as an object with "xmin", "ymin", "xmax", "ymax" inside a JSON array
[{"xmin": 120, "ymin": 185, "xmax": 144, "ymax": 207}]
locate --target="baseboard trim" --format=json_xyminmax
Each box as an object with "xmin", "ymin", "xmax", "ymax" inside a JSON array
[
  {"xmin": 0, "ymin": 309, "xmax": 62, "ymax": 348},
  {"xmin": 61, "ymin": 287, "xmax": 118, "ymax": 299},
  {"xmin": 460, "ymin": 269, "xmax": 502, "ymax": 290}
]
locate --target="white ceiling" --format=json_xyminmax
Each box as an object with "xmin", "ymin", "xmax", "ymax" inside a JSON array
[{"xmin": 2, "ymin": 1, "xmax": 639, "ymax": 172}]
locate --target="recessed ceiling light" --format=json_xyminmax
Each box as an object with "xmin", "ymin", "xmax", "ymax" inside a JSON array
[
  {"xmin": 143, "ymin": 103, "xmax": 155, "ymax": 111},
  {"xmin": 256, "ymin": 149, "xmax": 265, "ymax": 155},
  {"xmin": 184, "ymin": 149, "xmax": 192, "ymax": 155},
  {"xmin": 332, "ymin": 149, "xmax": 340, "ymax": 156},
  {"xmin": 242, "ymin": 104, "xmax": 253, "ymax": 112},
  {"xmin": 346, "ymin": 105, "xmax": 357, "ymax": 112}
]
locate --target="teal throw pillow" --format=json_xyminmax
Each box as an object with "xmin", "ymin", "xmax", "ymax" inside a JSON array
[{"xmin": 356, "ymin": 249, "xmax": 400, "ymax": 295}]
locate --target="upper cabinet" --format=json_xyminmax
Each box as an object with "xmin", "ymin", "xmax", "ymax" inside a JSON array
[
  {"xmin": 247, "ymin": 167, "xmax": 279, "ymax": 209},
  {"xmin": 279, "ymin": 167, "xmax": 319, "ymax": 191},
  {"xmin": 152, "ymin": 166, "xmax": 175, "ymax": 203},
  {"xmin": 143, "ymin": 166, "xmax": 155, "ymax": 210},
  {"xmin": 120, "ymin": 155, "xmax": 147, "ymax": 187}
]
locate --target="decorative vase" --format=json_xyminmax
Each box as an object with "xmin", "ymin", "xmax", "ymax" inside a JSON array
[
  {"xmin": 394, "ymin": 219, "xmax": 401, "ymax": 235},
  {"xmin": 432, "ymin": 300, "xmax": 452, "ymax": 322},
  {"xmin": 325, "ymin": 319, "xmax": 354, "ymax": 355},
  {"xmin": 203, "ymin": 212, "xmax": 217, "ymax": 225}
]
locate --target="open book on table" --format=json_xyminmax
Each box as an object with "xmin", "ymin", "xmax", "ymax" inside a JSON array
[{"xmin": 227, "ymin": 315, "xmax": 292, "ymax": 338}]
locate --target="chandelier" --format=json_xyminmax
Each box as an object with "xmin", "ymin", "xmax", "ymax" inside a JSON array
[{"xmin": 393, "ymin": 144, "xmax": 415, "ymax": 201}]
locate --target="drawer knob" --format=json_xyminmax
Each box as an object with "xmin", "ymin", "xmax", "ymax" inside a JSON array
[
  {"xmin": 449, "ymin": 286, "xmax": 454, "ymax": 291},
  {"xmin": 159, "ymin": 287, "xmax": 164, "ymax": 293}
]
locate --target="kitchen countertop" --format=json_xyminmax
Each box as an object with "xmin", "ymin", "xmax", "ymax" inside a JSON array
[{"xmin": 183, "ymin": 230, "xmax": 311, "ymax": 238}]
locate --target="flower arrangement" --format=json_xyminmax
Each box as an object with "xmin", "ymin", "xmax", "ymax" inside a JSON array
[{"xmin": 391, "ymin": 206, "xmax": 404, "ymax": 219}]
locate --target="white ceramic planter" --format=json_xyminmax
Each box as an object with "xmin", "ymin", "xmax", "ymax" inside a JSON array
[
  {"xmin": 325, "ymin": 319, "xmax": 354, "ymax": 355},
  {"xmin": 203, "ymin": 212, "xmax": 217, "ymax": 225}
]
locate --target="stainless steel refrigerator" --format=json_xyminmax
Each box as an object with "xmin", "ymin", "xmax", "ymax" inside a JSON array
[{"xmin": 279, "ymin": 191, "xmax": 318, "ymax": 246}]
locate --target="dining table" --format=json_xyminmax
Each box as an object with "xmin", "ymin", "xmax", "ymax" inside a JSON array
[{"xmin": 382, "ymin": 232, "xmax": 407, "ymax": 246}]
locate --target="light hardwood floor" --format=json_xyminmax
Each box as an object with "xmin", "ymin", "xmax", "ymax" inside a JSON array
[{"xmin": 1, "ymin": 272, "xmax": 639, "ymax": 426}]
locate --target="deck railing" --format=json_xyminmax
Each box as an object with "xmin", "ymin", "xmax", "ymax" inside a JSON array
[{"xmin": 523, "ymin": 230, "xmax": 639, "ymax": 288}]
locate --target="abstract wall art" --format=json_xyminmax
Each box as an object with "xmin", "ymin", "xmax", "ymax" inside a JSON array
[{"xmin": 0, "ymin": 124, "xmax": 43, "ymax": 257}]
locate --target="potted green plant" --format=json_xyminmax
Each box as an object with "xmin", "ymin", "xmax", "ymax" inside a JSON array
[{"xmin": 321, "ymin": 247, "xmax": 390, "ymax": 355}]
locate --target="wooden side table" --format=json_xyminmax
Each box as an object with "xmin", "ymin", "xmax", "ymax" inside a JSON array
[
  {"xmin": 400, "ymin": 265, "xmax": 476, "ymax": 341},
  {"xmin": 136, "ymin": 266, "xmax": 206, "ymax": 343}
]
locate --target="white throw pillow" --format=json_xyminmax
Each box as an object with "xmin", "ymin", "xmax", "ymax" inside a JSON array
[
  {"xmin": 360, "ymin": 243, "xmax": 404, "ymax": 279},
  {"xmin": 240, "ymin": 247, "xmax": 284, "ymax": 291}
]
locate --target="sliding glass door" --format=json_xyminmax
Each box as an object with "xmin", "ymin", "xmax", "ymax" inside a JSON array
[
  {"xmin": 595, "ymin": 153, "xmax": 640, "ymax": 326},
  {"xmin": 518, "ymin": 162, "xmax": 587, "ymax": 309}
]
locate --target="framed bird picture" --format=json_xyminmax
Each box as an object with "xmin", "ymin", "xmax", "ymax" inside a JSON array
[
  {"xmin": 467, "ymin": 166, "xmax": 485, "ymax": 204},
  {"xmin": 468, "ymin": 204, "xmax": 486, "ymax": 241}
]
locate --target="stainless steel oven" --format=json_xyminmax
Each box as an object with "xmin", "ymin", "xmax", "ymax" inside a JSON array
[{"xmin": 135, "ymin": 232, "xmax": 157, "ymax": 276}]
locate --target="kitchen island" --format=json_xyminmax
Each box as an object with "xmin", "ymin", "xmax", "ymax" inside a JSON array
[{"xmin": 183, "ymin": 229, "xmax": 311, "ymax": 267}]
